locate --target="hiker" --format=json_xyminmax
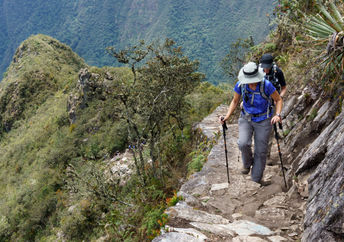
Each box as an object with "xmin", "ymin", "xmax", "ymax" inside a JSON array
[
  {"xmin": 260, "ymin": 53, "xmax": 287, "ymax": 98},
  {"xmin": 260, "ymin": 53, "xmax": 287, "ymax": 163},
  {"xmin": 219, "ymin": 62, "xmax": 283, "ymax": 186}
]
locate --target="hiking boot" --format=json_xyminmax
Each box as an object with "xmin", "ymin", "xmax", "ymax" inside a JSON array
[
  {"xmin": 241, "ymin": 167, "xmax": 250, "ymax": 174},
  {"xmin": 259, "ymin": 180, "xmax": 272, "ymax": 186}
]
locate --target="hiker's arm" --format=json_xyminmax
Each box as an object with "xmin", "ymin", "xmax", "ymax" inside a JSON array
[
  {"xmin": 221, "ymin": 92, "xmax": 240, "ymax": 123},
  {"xmin": 271, "ymin": 90, "xmax": 283, "ymax": 124},
  {"xmin": 280, "ymin": 85, "xmax": 287, "ymax": 98}
]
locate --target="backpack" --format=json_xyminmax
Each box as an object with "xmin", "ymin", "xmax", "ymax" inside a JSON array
[
  {"xmin": 240, "ymin": 80, "xmax": 272, "ymax": 118},
  {"xmin": 266, "ymin": 63, "xmax": 281, "ymax": 93}
]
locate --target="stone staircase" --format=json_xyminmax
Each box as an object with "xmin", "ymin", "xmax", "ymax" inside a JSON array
[{"xmin": 153, "ymin": 105, "xmax": 305, "ymax": 242}]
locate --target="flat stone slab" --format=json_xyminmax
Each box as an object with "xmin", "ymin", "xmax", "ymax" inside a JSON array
[
  {"xmin": 166, "ymin": 201, "xmax": 229, "ymax": 224},
  {"xmin": 164, "ymin": 227, "xmax": 208, "ymax": 241},
  {"xmin": 152, "ymin": 232, "xmax": 203, "ymax": 242},
  {"xmin": 210, "ymin": 183, "xmax": 229, "ymax": 191},
  {"xmin": 190, "ymin": 222, "xmax": 235, "ymax": 237},
  {"xmin": 268, "ymin": 235, "xmax": 288, "ymax": 242},
  {"xmin": 228, "ymin": 220, "xmax": 274, "ymax": 236},
  {"xmin": 190, "ymin": 220, "xmax": 274, "ymax": 237},
  {"xmin": 255, "ymin": 207, "xmax": 287, "ymax": 222},
  {"xmin": 233, "ymin": 236, "xmax": 267, "ymax": 242}
]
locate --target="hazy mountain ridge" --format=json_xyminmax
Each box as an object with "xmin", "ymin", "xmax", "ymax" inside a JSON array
[{"xmin": 0, "ymin": 0, "xmax": 275, "ymax": 84}]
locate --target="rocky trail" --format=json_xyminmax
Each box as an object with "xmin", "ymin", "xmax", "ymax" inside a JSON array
[{"xmin": 153, "ymin": 105, "xmax": 305, "ymax": 242}]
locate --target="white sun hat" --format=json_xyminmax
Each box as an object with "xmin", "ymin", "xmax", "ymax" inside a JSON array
[{"xmin": 238, "ymin": 62, "xmax": 265, "ymax": 84}]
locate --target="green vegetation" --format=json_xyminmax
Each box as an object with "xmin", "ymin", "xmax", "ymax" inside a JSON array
[
  {"xmin": 0, "ymin": 35, "xmax": 227, "ymax": 241},
  {"xmin": 0, "ymin": 0, "xmax": 276, "ymax": 84},
  {"xmin": 187, "ymin": 133, "xmax": 219, "ymax": 175},
  {"xmin": 107, "ymin": 38, "xmax": 204, "ymax": 183},
  {"xmin": 0, "ymin": 34, "xmax": 86, "ymax": 134},
  {"xmin": 242, "ymin": 0, "xmax": 344, "ymax": 101},
  {"xmin": 303, "ymin": 0, "xmax": 344, "ymax": 81}
]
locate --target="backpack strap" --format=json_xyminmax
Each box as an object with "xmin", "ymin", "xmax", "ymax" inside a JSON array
[
  {"xmin": 240, "ymin": 83, "xmax": 246, "ymax": 97},
  {"xmin": 259, "ymin": 80, "xmax": 269, "ymax": 101},
  {"xmin": 241, "ymin": 81, "xmax": 269, "ymax": 103},
  {"xmin": 259, "ymin": 80, "xmax": 272, "ymax": 118},
  {"xmin": 241, "ymin": 80, "xmax": 272, "ymax": 119}
]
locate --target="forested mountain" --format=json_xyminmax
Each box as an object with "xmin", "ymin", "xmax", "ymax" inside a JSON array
[{"xmin": 0, "ymin": 0, "xmax": 275, "ymax": 84}]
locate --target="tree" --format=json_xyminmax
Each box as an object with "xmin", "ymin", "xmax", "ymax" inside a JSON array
[
  {"xmin": 107, "ymin": 39, "xmax": 203, "ymax": 183},
  {"xmin": 220, "ymin": 37, "xmax": 254, "ymax": 83}
]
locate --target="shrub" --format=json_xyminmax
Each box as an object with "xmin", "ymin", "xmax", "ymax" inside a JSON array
[
  {"xmin": 166, "ymin": 191, "xmax": 183, "ymax": 207},
  {"xmin": 188, "ymin": 154, "xmax": 206, "ymax": 173},
  {"xmin": 140, "ymin": 208, "xmax": 167, "ymax": 240}
]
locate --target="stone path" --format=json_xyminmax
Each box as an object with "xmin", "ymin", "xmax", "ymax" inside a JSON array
[{"xmin": 153, "ymin": 105, "xmax": 305, "ymax": 242}]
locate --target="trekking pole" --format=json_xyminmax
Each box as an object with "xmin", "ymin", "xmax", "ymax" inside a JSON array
[
  {"xmin": 274, "ymin": 123, "xmax": 287, "ymax": 189},
  {"xmin": 278, "ymin": 122, "xmax": 286, "ymax": 144},
  {"xmin": 221, "ymin": 118, "xmax": 230, "ymax": 184}
]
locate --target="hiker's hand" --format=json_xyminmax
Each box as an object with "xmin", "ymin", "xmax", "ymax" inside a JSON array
[
  {"xmin": 219, "ymin": 116, "xmax": 226, "ymax": 125},
  {"xmin": 271, "ymin": 114, "xmax": 282, "ymax": 124}
]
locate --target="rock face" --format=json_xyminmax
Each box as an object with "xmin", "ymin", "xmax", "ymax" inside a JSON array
[
  {"xmin": 300, "ymin": 105, "xmax": 344, "ymax": 241},
  {"xmin": 67, "ymin": 68, "xmax": 111, "ymax": 123},
  {"xmin": 281, "ymin": 85, "xmax": 344, "ymax": 241}
]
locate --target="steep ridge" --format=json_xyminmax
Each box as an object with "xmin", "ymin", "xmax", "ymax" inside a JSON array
[
  {"xmin": 0, "ymin": 34, "xmax": 86, "ymax": 133},
  {"xmin": 154, "ymin": 105, "xmax": 305, "ymax": 241}
]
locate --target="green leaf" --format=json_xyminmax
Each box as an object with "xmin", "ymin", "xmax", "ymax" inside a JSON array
[{"xmin": 316, "ymin": 2, "xmax": 342, "ymax": 32}]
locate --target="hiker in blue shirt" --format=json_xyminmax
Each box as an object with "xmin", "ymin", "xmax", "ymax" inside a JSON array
[{"xmin": 220, "ymin": 62, "xmax": 283, "ymax": 186}]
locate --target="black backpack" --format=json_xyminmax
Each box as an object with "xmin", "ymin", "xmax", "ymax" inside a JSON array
[{"xmin": 265, "ymin": 64, "xmax": 281, "ymax": 93}]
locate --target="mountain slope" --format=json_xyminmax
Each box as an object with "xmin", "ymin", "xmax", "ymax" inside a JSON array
[
  {"xmin": 0, "ymin": 34, "xmax": 226, "ymax": 241},
  {"xmin": 0, "ymin": 34, "xmax": 86, "ymax": 132},
  {"xmin": 0, "ymin": 35, "xmax": 88, "ymax": 240},
  {"xmin": 0, "ymin": 0, "xmax": 275, "ymax": 84}
]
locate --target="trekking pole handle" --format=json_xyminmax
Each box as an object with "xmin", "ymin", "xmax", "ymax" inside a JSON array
[{"xmin": 221, "ymin": 117, "xmax": 228, "ymax": 130}]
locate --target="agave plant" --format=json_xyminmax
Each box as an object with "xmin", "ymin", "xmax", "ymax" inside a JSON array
[{"xmin": 303, "ymin": 0, "xmax": 344, "ymax": 79}]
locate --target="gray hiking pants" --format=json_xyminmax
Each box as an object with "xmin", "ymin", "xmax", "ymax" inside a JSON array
[{"xmin": 238, "ymin": 115, "xmax": 272, "ymax": 183}]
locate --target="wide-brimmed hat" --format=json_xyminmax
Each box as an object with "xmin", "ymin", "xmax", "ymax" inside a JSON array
[
  {"xmin": 238, "ymin": 62, "xmax": 265, "ymax": 84},
  {"xmin": 259, "ymin": 54, "xmax": 274, "ymax": 69}
]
